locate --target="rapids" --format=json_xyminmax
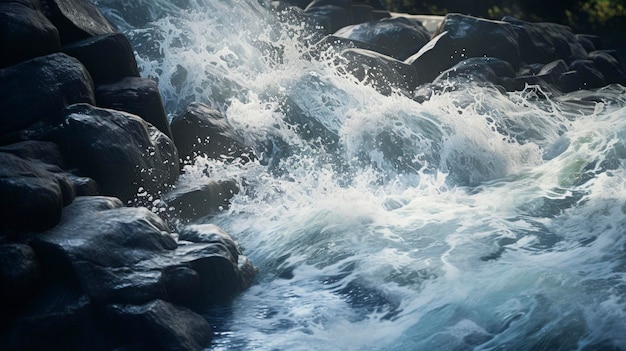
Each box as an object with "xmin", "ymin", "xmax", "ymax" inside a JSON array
[{"xmin": 96, "ymin": 0, "xmax": 626, "ymax": 349}]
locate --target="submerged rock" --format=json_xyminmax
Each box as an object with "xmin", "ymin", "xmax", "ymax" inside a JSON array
[
  {"xmin": 170, "ymin": 102, "xmax": 256, "ymax": 166},
  {"xmin": 339, "ymin": 48, "xmax": 418, "ymax": 95},
  {"xmin": 334, "ymin": 17, "xmax": 431, "ymax": 61},
  {"xmin": 161, "ymin": 179, "xmax": 240, "ymax": 221}
]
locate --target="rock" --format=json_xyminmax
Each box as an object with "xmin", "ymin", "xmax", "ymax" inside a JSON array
[
  {"xmin": 587, "ymin": 50, "xmax": 626, "ymax": 85},
  {"xmin": 339, "ymin": 48, "xmax": 418, "ymax": 95},
  {"xmin": 161, "ymin": 179, "xmax": 240, "ymax": 221},
  {"xmin": 0, "ymin": 53, "xmax": 94, "ymax": 137},
  {"xmin": 106, "ymin": 299, "xmax": 212, "ymax": 351},
  {"xmin": 96, "ymin": 77, "xmax": 172, "ymax": 138},
  {"xmin": 502, "ymin": 16, "xmax": 587, "ymax": 64},
  {"xmin": 434, "ymin": 56, "xmax": 515, "ymax": 87},
  {"xmin": 18, "ymin": 103, "xmax": 179, "ymax": 202},
  {"xmin": 1, "ymin": 285, "xmax": 108, "ymax": 351},
  {"xmin": 30, "ymin": 196, "xmax": 175, "ymax": 302},
  {"xmin": 176, "ymin": 223, "xmax": 257, "ymax": 301},
  {"xmin": 0, "ymin": 140, "xmax": 65, "ymax": 168},
  {"xmin": 29, "ymin": 196, "xmax": 255, "ymax": 307},
  {"xmin": 0, "ymin": 2, "xmax": 60, "ymax": 68},
  {"xmin": 40, "ymin": 0, "xmax": 116, "ymax": 44},
  {"xmin": 500, "ymin": 59, "xmax": 568, "ymax": 91},
  {"xmin": 350, "ymin": 4, "xmax": 373, "ymax": 24},
  {"xmin": 406, "ymin": 14, "xmax": 520, "ymax": 85},
  {"xmin": 0, "ymin": 243, "xmax": 41, "ymax": 327},
  {"xmin": 63, "ymin": 33, "xmax": 140, "ymax": 85},
  {"xmin": 0, "ymin": 151, "xmax": 78, "ymax": 235},
  {"xmin": 334, "ymin": 17, "xmax": 431, "ymax": 61},
  {"xmin": 303, "ymin": 1, "xmax": 351, "ymax": 34},
  {"xmin": 568, "ymin": 59, "xmax": 606, "ymax": 90},
  {"xmin": 170, "ymin": 102, "xmax": 255, "ymax": 166}
]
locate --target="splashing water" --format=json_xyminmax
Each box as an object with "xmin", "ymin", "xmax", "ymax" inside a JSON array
[{"xmin": 97, "ymin": 0, "xmax": 626, "ymax": 349}]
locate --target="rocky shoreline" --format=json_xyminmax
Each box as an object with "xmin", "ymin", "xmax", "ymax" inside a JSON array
[{"xmin": 1, "ymin": 0, "xmax": 626, "ymax": 349}]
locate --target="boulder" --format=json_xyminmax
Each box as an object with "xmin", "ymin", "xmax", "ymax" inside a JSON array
[
  {"xmin": 587, "ymin": 50, "xmax": 626, "ymax": 85},
  {"xmin": 29, "ymin": 196, "xmax": 255, "ymax": 307},
  {"xmin": 170, "ymin": 102, "xmax": 255, "ymax": 166},
  {"xmin": 568, "ymin": 59, "xmax": 606, "ymax": 90},
  {"xmin": 334, "ymin": 17, "xmax": 431, "ymax": 61},
  {"xmin": 30, "ymin": 196, "xmax": 175, "ymax": 303},
  {"xmin": 106, "ymin": 299, "xmax": 212, "ymax": 351},
  {"xmin": 63, "ymin": 33, "xmax": 140, "ymax": 85},
  {"xmin": 406, "ymin": 14, "xmax": 520, "ymax": 85},
  {"xmin": 176, "ymin": 223, "xmax": 257, "ymax": 302},
  {"xmin": 339, "ymin": 48, "xmax": 418, "ymax": 95},
  {"xmin": 96, "ymin": 77, "xmax": 171, "ymax": 138},
  {"xmin": 1, "ymin": 285, "xmax": 108, "ymax": 351},
  {"xmin": 502, "ymin": 16, "xmax": 587, "ymax": 64},
  {"xmin": 0, "ymin": 53, "xmax": 94, "ymax": 137},
  {"xmin": 18, "ymin": 103, "xmax": 179, "ymax": 202},
  {"xmin": 303, "ymin": 0, "xmax": 351, "ymax": 34},
  {"xmin": 500, "ymin": 59, "xmax": 568, "ymax": 91},
  {"xmin": 0, "ymin": 151, "xmax": 79, "ymax": 235},
  {"xmin": 0, "ymin": 2, "xmax": 60, "ymax": 68},
  {"xmin": 0, "ymin": 243, "xmax": 41, "ymax": 327},
  {"xmin": 40, "ymin": 0, "xmax": 116, "ymax": 44},
  {"xmin": 0, "ymin": 140, "xmax": 65, "ymax": 168},
  {"xmin": 434, "ymin": 56, "xmax": 515, "ymax": 87},
  {"xmin": 161, "ymin": 179, "xmax": 240, "ymax": 221}
]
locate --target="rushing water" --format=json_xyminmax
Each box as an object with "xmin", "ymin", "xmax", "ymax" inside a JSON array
[{"xmin": 96, "ymin": 0, "xmax": 626, "ymax": 349}]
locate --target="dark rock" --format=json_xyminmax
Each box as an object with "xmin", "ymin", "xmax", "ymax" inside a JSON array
[
  {"xmin": 161, "ymin": 179, "xmax": 240, "ymax": 221},
  {"xmin": 568, "ymin": 59, "xmax": 606, "ymax": 90},
  {"xmin": 350, "ymin": 4, "xmax": 373, "ymax": 24},
  {"xmin": 334, "ymin": 17, "xmax": 431, "ymax": 61},
  {"xmin": 19, "ymin": 103, "xmax": 179, "ymax": 202},
  {"xmin": 178, "ymin": 223, "xmax": 242, "ymax": 259},
  {"xmin": 576, "ymin": 34, "xmax": 597, "ymax": 53},
  {"xmin": 0, "ymin": 243, "xmax": 41, "ymax": 327},
  {"xmin": 30, "ymin": 196, "xmax": 175, "ymax": 302},
  {"xmin": 106, "ymin": 299, "xmax": 212, "ymax": 351},
  {"xmin": 501, "ymin": 59, "xmax": 568, "ymax": 91},
  {"xmin": 313, "ymin": 34, "xmax": 389, "ymax": 60},
  {"xmin": 434, "ymin": 56, "xmax": 515, "ymax": 86},
  {"xmin": 176, "ymin": 223, "xmax": 257, "ymax": 300},
  {"xmin": 0, "ymin": 2, "xmax": 60, "ymax": 68},
  {"xmin": 502, "ymin": 16, "xmax": 587, "ymax": 64},
  {"xmin": 587, "ymin": 50, "xmax": 626, "ymax": 85},
  {"xmin": 170, "ymin": 102, "xmax": 255, "ymax": 166},
  {"xmin": 339, "ymin": 48, "xmax": 418, "ymax": 95},
  {"xmin": 406, "ymin": 14, "xmax": 520, "ymax": 85},
  {"xmin": 0, "ymin": 140, "xmax": 65, "ymax": 168},
  {"xmin": 0, "ymin": 53, "xmax": 94, "ymax": 137},
  {"xmin": 30, "ymin": 196, "xmax": 255, "ymax": 307},
  {"xmin": 96, "ymin": 77, "xmax": 171, "ymax": 138},
  {"xmin": 0, "ymin": 151, "xmax": 78, "ymax": 234},
  {"xmin": 63, "ymin": 33, "xmax": 140, "ymax": 85},
  {"xmin": 303, "ymin": 4, "xmax": 351, "ymax": 33},
  {"xmin": 1, "ymin": 285, "xmax": 108, "ymax": 351},
  {"xmin": 40, "ymin": 0, "xmax": 116, "ymax": 44}
]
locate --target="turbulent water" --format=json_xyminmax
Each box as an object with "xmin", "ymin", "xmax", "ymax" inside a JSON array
[{"xmin": 96, "ymin": 0, "xmax": 626, "ymax": 349}]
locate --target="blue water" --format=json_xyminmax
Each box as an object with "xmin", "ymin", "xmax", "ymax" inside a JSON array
[{"xmin": 96, "ymin": 0, "xmax": 626, "ymax": 349}]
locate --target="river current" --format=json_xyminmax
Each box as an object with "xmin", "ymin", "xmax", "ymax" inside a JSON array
[{"xmin": 96, "ymin": 0, "xmax": 626, "ymax": 349}]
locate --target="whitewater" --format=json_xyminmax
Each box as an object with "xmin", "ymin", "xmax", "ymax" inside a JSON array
[{"xmin": 96, "ymin": 0, "xmax": 626, "ymax": 349}]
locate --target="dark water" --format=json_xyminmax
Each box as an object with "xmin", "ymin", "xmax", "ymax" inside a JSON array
[{"xmin": 96, "ymin": 0, "xmax": 626, "ymax": 349}]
